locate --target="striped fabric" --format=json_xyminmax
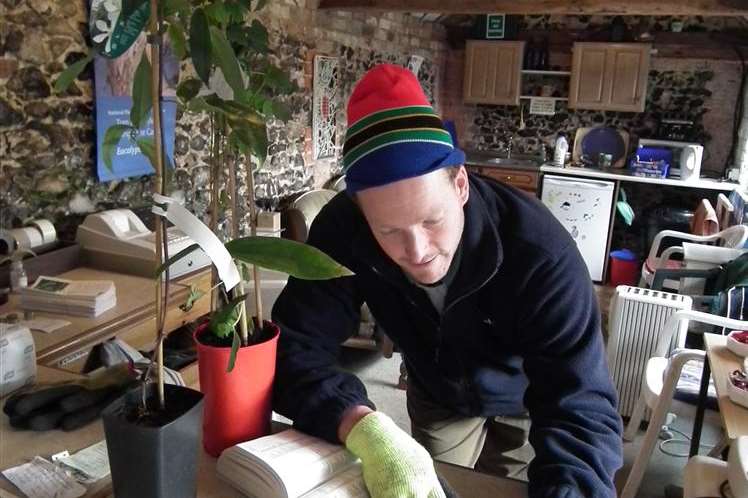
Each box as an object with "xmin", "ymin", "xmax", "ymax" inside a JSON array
[{"xmin": 342, "ymin": 105, "xmax": 454, "ymax": 172}]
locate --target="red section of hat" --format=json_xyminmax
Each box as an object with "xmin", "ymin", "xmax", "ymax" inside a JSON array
[{"xmin": 346, "ymin": 64, "xmax": 430, "ymax": 126}]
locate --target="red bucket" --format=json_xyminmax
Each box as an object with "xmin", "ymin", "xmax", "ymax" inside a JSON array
[
  {"xmin": 609, "ymin": 249, "xmax": 639, "ymax": 286},
  {"xmin": 194, "ymin": 321, "xmax": 279, "ymax": 457}
]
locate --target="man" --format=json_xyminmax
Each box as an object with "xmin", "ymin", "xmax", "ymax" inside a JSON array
[{"xmin": 272, "ymin": 64, "xmax": 623, "ymax": 498}]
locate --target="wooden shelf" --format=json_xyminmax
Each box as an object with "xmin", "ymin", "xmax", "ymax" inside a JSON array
[
  {"xmin": 521, "ymin": 70, "xmax": 571, "ymax": 76},
  {"xmin": 519, "ymin": 96, "xmax": 568, "ymax": 101}
]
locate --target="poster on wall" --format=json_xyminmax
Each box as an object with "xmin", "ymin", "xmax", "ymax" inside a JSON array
[
  {"xmin": 91, "ymin": 5, "xmax": 178, "ymax": 182},
  {"xmin": 312, "ymin": 55, "xmax": 339, "ymax": 160}
]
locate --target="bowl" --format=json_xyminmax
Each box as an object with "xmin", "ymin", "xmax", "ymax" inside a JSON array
[
  {"xmin": 726, "ymin": 330, "xmax": 748, "ymax": 357},
  {"xmin": 727, "ymin": 372, "xmax": 748, "ymax": 409}
]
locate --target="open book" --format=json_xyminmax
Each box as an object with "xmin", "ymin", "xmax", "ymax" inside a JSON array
[{"xmin": 216, "ymin": 429, "xmax": 369, "ymax": 498}]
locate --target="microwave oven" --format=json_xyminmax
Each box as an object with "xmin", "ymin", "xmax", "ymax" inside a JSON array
[{"xmin": 637, "ymin": 138, "xmax": 704, "ymax": 182}]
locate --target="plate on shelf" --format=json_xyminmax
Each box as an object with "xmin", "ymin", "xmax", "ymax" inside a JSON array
[{"xmin": 572, "ymin": 127, "xmax": 629, "ymax": 168}]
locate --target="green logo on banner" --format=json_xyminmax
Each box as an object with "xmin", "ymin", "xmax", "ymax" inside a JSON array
[
  {"xmin": 90, "ymin": 0, "xmax": 150, "ymax": 59},
  {"xmin": 486, "ymin": 14, "xmax": 505, "ymax": 39}
]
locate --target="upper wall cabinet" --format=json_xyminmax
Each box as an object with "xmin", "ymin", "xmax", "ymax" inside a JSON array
[
  {"xmin": 463, "ymin": 41, "xmax": 524, "ymax": 105},
  {"xmin": 569, "ymin": 43, "xmax": 651, "ymax": 112}
]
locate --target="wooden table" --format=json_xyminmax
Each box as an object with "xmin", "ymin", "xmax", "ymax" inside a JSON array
[
  {"xmin": 0, "ymin": 267, "xmax": 211, "ymax": 372},
  {"xmin": 0, "ymin": 367, "xmax": 527, "ymax": 498},
  {"xmin": 690, "ymin": 333, "xmax": 748, "ymax": 456}
]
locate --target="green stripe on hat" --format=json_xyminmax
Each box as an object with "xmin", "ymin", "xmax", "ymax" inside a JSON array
[
  {"xmin": 343, "ymin": 128, "xmax": 453, "ymax": 171},
  {"xmin": 346, "ymin": 105, "xmax": 439, "ymax": 138}
]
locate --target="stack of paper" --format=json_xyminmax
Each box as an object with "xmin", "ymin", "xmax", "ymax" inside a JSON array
[{"xmin": 19, "ymin": 276, "xmax": 116, "ymax": 317}]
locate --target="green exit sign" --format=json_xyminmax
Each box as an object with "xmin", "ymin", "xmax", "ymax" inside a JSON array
[{"xmin": 486, "ymin": 14, "xmax": 505, "ymax": 39}]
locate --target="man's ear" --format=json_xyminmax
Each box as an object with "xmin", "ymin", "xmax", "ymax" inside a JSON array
[{"xmin": 454, "ymin": 166, "xmax": 469, "ymax": 207}]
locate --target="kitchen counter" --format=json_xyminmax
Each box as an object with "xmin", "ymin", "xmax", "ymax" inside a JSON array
[{"xmin": 540, "ymin": 164, "xmax": 739, "ymax": 191}]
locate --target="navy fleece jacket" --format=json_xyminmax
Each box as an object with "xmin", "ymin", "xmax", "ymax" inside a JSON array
[{"xmin": 272, "ymin": 174, "xmax": 623, "ymax": 497}]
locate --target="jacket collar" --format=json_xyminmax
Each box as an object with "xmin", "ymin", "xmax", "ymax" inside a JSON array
[{"xmin": 351, "ymin": 177, "xmax": 503, "ymax": 307}]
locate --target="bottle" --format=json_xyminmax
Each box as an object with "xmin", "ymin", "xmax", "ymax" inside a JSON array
[
  {"xmin": 523, "ymin": 38, "xmax": 536, "ymax": 70},
  {"xmin": 9, "ymin": 260, "xmax": 27, "ymax": 292},
  {"xmin": 538, "ymin": 37, "xmax": 549, "ymax": 70},
  {"xmin": 554, "ymin": 133, "xmax": 569, "ymax": 167}
]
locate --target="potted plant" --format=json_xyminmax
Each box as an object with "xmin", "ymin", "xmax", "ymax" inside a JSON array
[{"xmin": 55, "ymin": 0, "xmax": 345, "ymax": 494}]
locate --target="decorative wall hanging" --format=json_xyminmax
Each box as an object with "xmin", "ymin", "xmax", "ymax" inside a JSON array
[
  {"xmin": 312, "ymin": 56, "xmax": 339, "ymax": 160},
  {"xmin": 407, "ymin": 55, "xmax": 424, "ymax": 77}
]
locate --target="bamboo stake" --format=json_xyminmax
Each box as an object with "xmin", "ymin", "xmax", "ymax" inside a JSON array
[
  {"xmin": 209, "ymin": 117, "xmax": 221, "ymax": 311},
  {"xmin": 244, "ymin": 158, "xmax": 263, "ymax": 326},
  {"xmin": 148, "ymin": 0, "xmax": 166, "ymax": 410}
]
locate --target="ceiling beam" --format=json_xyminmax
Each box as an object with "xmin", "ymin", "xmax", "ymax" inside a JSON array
[{"xmin": 317, "ymin": 0, "xmax": 748, "ymax": 16}]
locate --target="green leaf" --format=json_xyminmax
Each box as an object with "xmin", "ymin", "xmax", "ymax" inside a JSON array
[
  {"xmin": 209, "ymin": 293, "xmax": 247, "ymax": 338},
  {"xmin": 121, "ymin": 0, "xmax": 147, "ymax": 18},
  {"xmin": 204, "ymin": 1, "xmax": 229, "ymax": 26},
  {"xmin": 179, "ymin": 286, "xmax": 206, "ymax": 312},
  {"xmin": 130, "ymin": 53, "xmax": 153, "ymax": 129},
  {"xmin": 189, "ymin": 8, "xmax": 212, "ymax": 85},
  {"xmin": 246, "ymin": 20, "xmax": 269, "ymax": 53},
  {"xmin": 54, "ymin": 52, "xmax": 92, "ymax": 93},
  {"xmin": 137, "ymin": 136, "xmax": 174, "ymax": 171},
  {"xmin": 167, "ymin": 23, "xmax": 187, "ymax": 59},
  {"xmin": 264, "ymin": 65, "xmax": 294, "ymax": 94},
  {"xmin": 102, "ymin": 125, "xmax": 133, "ymax": 172},
  {"xmin": 209, "ymin": 25, "xmax": 244, "ymax": 97},
  {"xmin": 616, "ymin": 201, "xmax": 635, "ymax": 226},
  {"xmin": 231, "ymin": 123, "xmax": 267, "ymax": 162},
  {"xmin": 227, "ymin": 329, "xmax": 241, "ymax": 372},
  {"xmin": 154, "ymin": 242, "xmax": 200, "ymax": 277},
  {"xmin": 225, "ymin": 237, "xmax": 354, "ymax": 280},
  {"xmin": 163, "ymin": 0, "xmax": 189, "ymax": 17},
  {"xmin": 271, "ymin": 101, "xmax": 292, "ymax": 122},
  {"xmin": 177, "ymin": 78, "xmax": 202, "ymax": 103}
]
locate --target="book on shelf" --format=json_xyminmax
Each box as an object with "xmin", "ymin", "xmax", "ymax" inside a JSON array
[
  {"xmin": 19, "ymin": 276, "xmax": 116, "ymax": 317},
  {"xmin": 217, "ymin": 429, "xmax": 369, "ymax": 498}
]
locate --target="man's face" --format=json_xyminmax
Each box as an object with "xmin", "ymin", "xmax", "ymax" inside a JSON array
[{"xmin": 356, "ymin": 166, "xmax": 469, "ymax": 285}]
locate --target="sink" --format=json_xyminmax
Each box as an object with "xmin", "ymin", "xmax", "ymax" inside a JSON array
[{"xmin": 484, "ymin": 157, "xmax": 540, "ymax": 168}]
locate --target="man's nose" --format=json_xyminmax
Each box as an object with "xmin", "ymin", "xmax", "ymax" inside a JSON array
[{"xmin": 403, "ymin": 229, "xmax": 428, "ymax": 263}]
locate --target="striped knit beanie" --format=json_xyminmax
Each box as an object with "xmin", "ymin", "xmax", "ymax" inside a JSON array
[{"xmin": 342, "ymin": 64, "xmax": 465, "ymax": 194}]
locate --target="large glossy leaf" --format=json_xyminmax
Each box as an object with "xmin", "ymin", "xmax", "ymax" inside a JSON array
[
  {"xmin": 209, "ymin": 26, "xmax": 244, "ymax": 97},
  {"xmin": 130, "ymin": 53, "xmax": 153, "ymax": 129},
  {"xmin": 209, "ymin": 293, "xmax": 247, "ymax": 338},
  {"xmin": 189, "ymin": 94, "xmax": 264, "ymax": 126},
  {"xmin": 102, "ymin": 125, "xmax": 133, "ymax": 172},
  {"xmin": 177, "ymin": 78, "xmax": 202, "ymax": 103},
  {"xmin": 225, "ymin": 237, "xmax": 353, "ymax": 280},
  {"xmin": 54, "ymin": 53, "xmax": 93, "ymax": 93},
  {"xmin": 189, "ymin": 8, "xmax": 212, "ymax": 85},
  {"xmin": 167, "ymin": 23, "xmax": 187, "ymax": 59},
  {"xmin": 271, "ymin": 101, "xmax": 292, "ymax": 122},
  {"xmin": 264, "ymin": 65, "xmax": 294, "ymax": 94}
]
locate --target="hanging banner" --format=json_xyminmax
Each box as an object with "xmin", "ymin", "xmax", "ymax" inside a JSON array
[{"xmin": 92, "ymin": 28, "xmax": 178, "ymax": 181}]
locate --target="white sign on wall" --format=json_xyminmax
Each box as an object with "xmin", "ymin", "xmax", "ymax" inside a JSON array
[{"xmin": 529, "ymin": 97, "xmax": 556, "ymax": 116}]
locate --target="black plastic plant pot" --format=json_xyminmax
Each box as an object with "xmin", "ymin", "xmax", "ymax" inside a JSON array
[{"xmin": 102, "ymin": 383, "xmax": 204, "ymax": 498}]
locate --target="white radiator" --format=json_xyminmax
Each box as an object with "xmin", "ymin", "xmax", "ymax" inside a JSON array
[{"xmin": 606, "ymin": 286, "xmax": 693, "ymax": 418}]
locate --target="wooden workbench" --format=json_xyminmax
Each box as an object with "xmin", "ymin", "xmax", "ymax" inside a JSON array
[
  {"xmin": 0, "ymin": 267, "xmax": 211, "ymax": 372},
  {"xmin": 0, "ymin": 366, "xmax": 528, "ymax": 497}
]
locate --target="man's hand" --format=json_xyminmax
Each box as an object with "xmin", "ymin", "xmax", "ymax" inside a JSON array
[{"xmin": 344, "ymin": 411, "xmax": 446, "ymax": 498}]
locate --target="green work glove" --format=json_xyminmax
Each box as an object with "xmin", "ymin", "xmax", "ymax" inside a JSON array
[{"xmin": 345, "ymin": 411, "xmax": 446, "ymax": 498}]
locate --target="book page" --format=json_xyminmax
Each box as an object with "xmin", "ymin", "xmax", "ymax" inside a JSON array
[
  {"xmin": 300, "ymin": 465, "xmax": 369, "ymax": 498},
  {"xmin": 234, "ymin": 430, "xmax": 359, "ymax": 498}
]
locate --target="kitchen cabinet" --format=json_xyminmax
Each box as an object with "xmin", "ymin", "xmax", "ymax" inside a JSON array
[
  {"xmin": 463, "ymin": 41, "xmax": 524, "ymax": 105},
  {"xmin": 569, "ymin": 43, "xmax": 651, "ymax": 112},
  {"xmin": 468, "ymin": 166, "xmax": 539, "ymax": 194}
]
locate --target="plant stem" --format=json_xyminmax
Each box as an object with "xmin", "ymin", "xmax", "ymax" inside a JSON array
[
  {"xmin": 149, "ymin": 0, "xmax": 166, "ymax": 410},
  {"xmin": 244, "ymin": 157, "xmax": 263, "ymax": 326},
  {"xmin": 227, "ymin": 150, "xmax": 249, "ymax": 346},
  {"xmin": 209, "ymin": 115, "xmax": 220, "ymax": 311}
]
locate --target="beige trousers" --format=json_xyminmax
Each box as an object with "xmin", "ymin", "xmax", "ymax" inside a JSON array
[{"xmin": 407, "ymin": 381, "xmax": 534, "ymax": 481}]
